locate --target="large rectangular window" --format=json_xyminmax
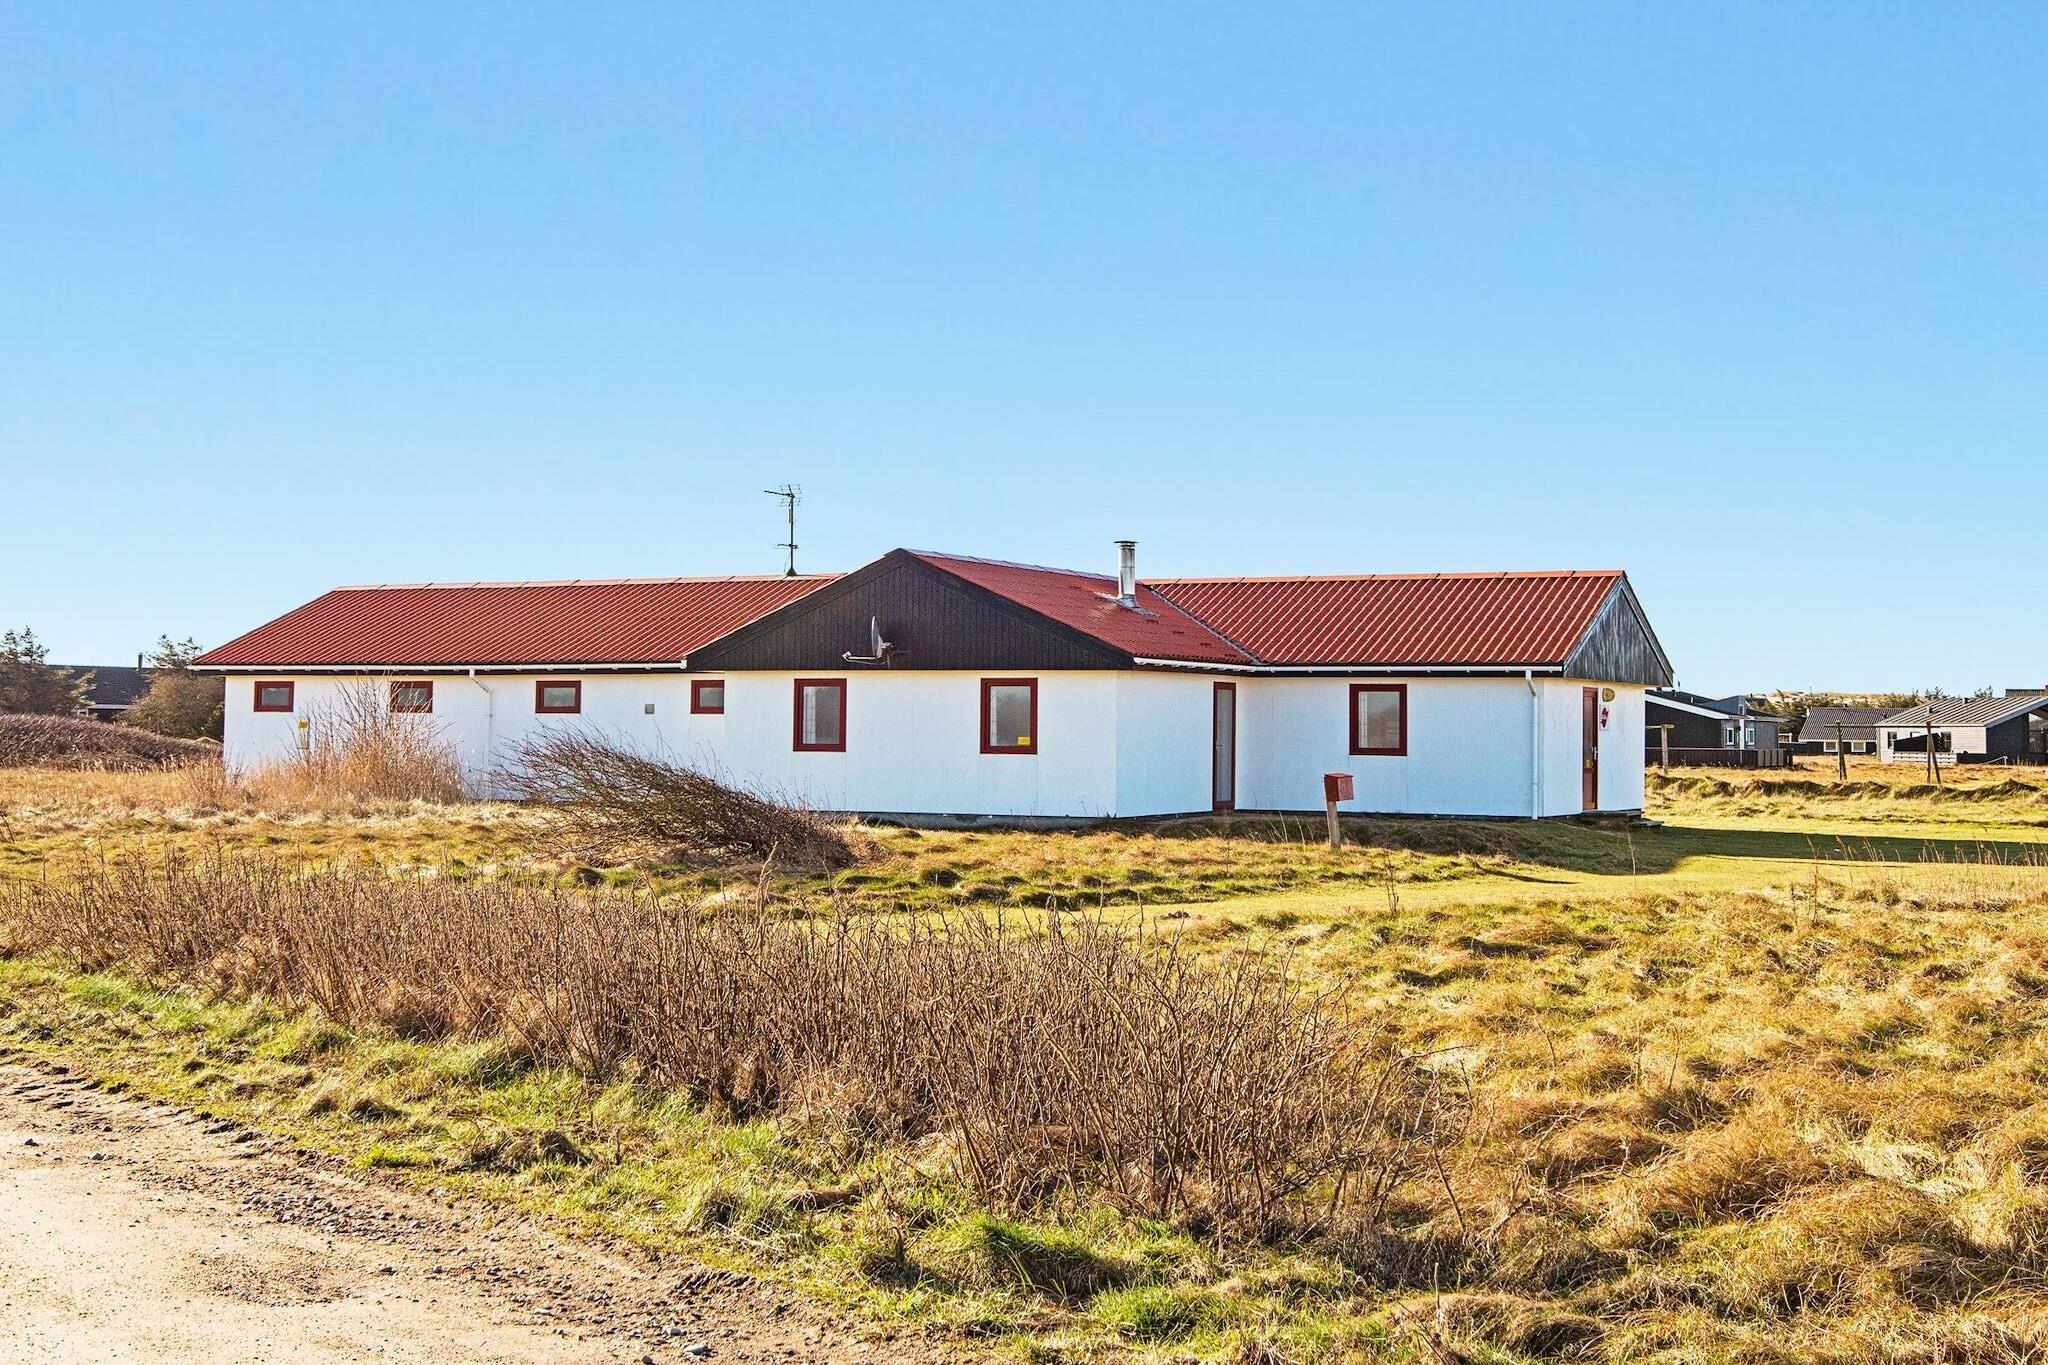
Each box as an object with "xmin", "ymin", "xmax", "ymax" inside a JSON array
[
  {"xmin": 691, "ymin": 680, "xmax": 726, "ymax": 714},
  {"xmin": 390, "ymin": 680, "xmax": 434, "ymax": 714},
  {"xmin": 793, "ymin": 679, "xmax": 846, "ymax": 752},
  {"xmin": 980, "ymin": 678, "xmax": 1037, "ymax": 754},
  {"xmin": 1349, "ymin": 683, "xmax": 1407, "ymax": 756},
  {"xmin": 253, "ymin": 680, "xmax": 295, "ymax": 713},
  {"xmin": 535, "ymin": 680, "xmax": 582, "ymax": 714}
]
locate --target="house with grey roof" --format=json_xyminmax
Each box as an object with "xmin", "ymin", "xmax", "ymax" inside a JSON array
[
  {"xmin": 1645, "ymin": 689, "xmax": 1788, "ymax": 765},
  {"xmin": 48, "ymin": 663, "xmax": 149, "ymax": 720},
  {"xmin": 1877, "ymin": 691, "xmax": 2048, "ymax": 765},
  {"xmin": 1791, "ymin": 706, "xmax": 1890, "ymax": 757}
]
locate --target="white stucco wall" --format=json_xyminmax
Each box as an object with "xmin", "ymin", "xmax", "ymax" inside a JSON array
[
  {"xmin": 221, "ymin": 673, "xmax": 720, "ymax": 793},
  {"xmin": 1113, "ymin": 671, "xmax": 1223, "ymax": 817},
  {"xmin": 223, "ymin": 671, "xmax": 1128, "ymax": 818},
  {"xmin": 707, "ymin": 671, "xmax": 1121, "ymax": 818},
  {"xmin": 219, "ymin": 668, "xmax": 1648, "ymax": 820},
  {"xmin": 1233, "ymin": 676, "xmax": 1521, "ymax": 816}
]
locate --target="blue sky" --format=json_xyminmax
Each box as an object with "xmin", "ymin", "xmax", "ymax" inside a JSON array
[{"xmin": 4, "ymin": 4, "xmax": 2042, "ymax": 694}]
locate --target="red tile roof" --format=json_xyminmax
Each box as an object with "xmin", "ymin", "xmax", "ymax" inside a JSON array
[
  {"xmin": 907, "ymin": 552, "xmax": 1254, "ymax": 664},
  {"xmin": 1144, "ymin": 571, "xmax": 1624, "ymax": 667},
  {"xmin": 194, "ymin": 575, "xmax": 836, "ymax": 668}
]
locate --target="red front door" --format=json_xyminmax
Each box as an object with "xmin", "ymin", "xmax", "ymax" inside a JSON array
[{"xmin": 1582, "ymin": 687, "xmax": 1600, "ymax": 811}]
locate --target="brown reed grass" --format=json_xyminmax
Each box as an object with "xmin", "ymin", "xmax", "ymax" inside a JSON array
[{"xmin": 0, "ymin": 852, "xmax": 1429, "ymax": 1238}]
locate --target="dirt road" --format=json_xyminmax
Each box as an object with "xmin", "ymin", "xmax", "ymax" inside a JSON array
[{"xmin": 0, "ymin": 1061, "xmax": 934, "ymax": 1363}]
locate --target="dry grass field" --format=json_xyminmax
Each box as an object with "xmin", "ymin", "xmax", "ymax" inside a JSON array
[{"xmin": 8, "ymin": 756, "xmax": 2048, "ymax": 1361}]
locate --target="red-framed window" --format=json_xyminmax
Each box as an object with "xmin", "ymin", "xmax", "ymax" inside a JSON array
[
  {"xmin": 691, "ymin": 680, "xmax": 726, "ymax": 714},
  {"xmin": 980, "ymin": 678, "xmax": 1038, "ymax": 754},
  {"xmin": 253, "ymin": 680, "xmax": 295, "ymax": 713},
  {"xmin": 1349, "ymin": 683, "xmax": 1407, "ymax": 756},
  {"xmin": 535, "ymin": 680, "xmax": 582, "ymax": 715},
  {"xmin": 792, "ymin": 679, "xmax": 846, "ymax": 752},
  {"xmin": 390, "ymin": 680, "xmax": 435, "ymax": 714}
]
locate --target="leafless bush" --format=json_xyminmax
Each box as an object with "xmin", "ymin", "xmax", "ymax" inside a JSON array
[
  {"xmin": 504, "ymin": 729, "xmax": 857, "ymax": 871},
  {"xmin": 243, "ymin": 681, "xmax": 463, "ymax": 804},
  {"xmin": 0, "ymin": 714, "xmax": 215, "ymax": 770},
  {"xmin": 1, "ymin": 853, "xmax": 1427, "ymax": 1236}
]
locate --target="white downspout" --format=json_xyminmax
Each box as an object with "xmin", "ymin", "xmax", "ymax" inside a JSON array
[
  {"xmin": 465, "ymin": 668, "xmax": 494, "ymax": 796},
  {"xmin": 1525, "ymin": 669, "xmax": 1542, "ymax": 819}
]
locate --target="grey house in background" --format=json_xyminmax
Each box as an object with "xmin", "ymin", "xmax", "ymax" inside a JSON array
[
  {"xmin": 1791, "ymin": 706, "xmax": 1889, "ymax": 756},
  {"xmin": 1645, "ymin": 689, "xmax": 1789, "ymax": 766},
  {"xmin": 1878, "ymin": 691, "xmax": 2048, "ymax": 765},
  {"xmin": 56, "ymin": 664, "xmax": 148, "ymax": 720}
]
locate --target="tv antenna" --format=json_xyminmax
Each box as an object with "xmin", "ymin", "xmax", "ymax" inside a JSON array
[{"xmin": 764, "ymin": 484, "xmax": 801, "ymax": 576}]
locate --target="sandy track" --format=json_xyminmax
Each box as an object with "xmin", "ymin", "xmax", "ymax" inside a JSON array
[{"xmin": 0, "ymin": 1061, "xmax": 936, "ymax": 1364}]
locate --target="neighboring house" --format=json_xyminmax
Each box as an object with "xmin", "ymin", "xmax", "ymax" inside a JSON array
[
  {"xmin": 193, "ymin": 544, "xmax": 1674, "ymax": 822},
  {"xmin": 1645, "ymin": 689, "xmax": 1786, "ymax": 759},
  {"xmin": 1877, "ymin": 692, "xmax": 2048, "ymax": 765},
  {"xmin": 55, "ymin": 663, "xmax": 147, "ymax": 720},
  {"xmin": 1791, "ymin": 706, "xmax": 1890, "ymax": 756}
]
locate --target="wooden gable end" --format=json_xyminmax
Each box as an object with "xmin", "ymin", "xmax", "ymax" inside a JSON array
[
  {"xmin": 1563, "ymin": 578, "xmax": 1674, "ymax": 687},
  {"xmin": 684, "ymin": 552, "xmax": 1132, "ymax": 672}
]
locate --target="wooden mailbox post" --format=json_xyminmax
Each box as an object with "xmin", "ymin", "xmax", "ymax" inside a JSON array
[{"xmin": 1323, "ymin": 771, "xmax": 1353, "ymax": 849}]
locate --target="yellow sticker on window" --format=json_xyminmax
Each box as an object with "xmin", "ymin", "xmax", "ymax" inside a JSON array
[{"xmin": 1017, "ymin": 735, "xmax": 1030, "ymax": 744}]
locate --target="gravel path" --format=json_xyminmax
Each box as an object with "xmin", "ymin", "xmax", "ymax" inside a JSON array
[{"xmin": 0, "ymin": 1061, "xmax": 939, "ymax": 1364}]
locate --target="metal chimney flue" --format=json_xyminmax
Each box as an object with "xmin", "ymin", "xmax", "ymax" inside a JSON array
[{"xmin": 1115, "ymin": 541, "xmax": 1137, "ymax": 604}]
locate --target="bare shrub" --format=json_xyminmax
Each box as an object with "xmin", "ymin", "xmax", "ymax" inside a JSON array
[
  {"xmin": 244, "ymin": 681, "xmax": 463, "ymax": 805},
  {"xmin": 505, "ymin": 729, "xmax": 856, "ymax": 870},
  {"xmin": 0, "ymin": 853, "xmax": 1426, "ymax": 1237},
  {"xmin": 0, "ymin": 714, "xmax": 215, "ymax": 771}
]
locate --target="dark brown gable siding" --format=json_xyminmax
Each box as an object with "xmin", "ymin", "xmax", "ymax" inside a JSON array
[
  {"xmin": 1563, "ymin": 580, "xmax": 1674, "ymax": 686},
  {"xmin": 685, "ymin": 554, "xmax": 1132, "ymax": 672}
]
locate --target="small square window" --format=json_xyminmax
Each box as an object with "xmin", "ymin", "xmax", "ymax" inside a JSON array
[
  {"xmin": 793, "ymin": 679, "xmax": 845, "ymax": 752},
  {"xmin": 692, "ymin": 680, "xmax": 726, "ymax": 714},
  {"xmin": 254, "ymin": 680, "xmax": 295, "ymax": 712},
  {"xmin": 1349, "ymin": 683, "xmax": 1406, "ymax": 756},
  {"xmin": 535, "ymin": 680, "xmax": 581, "ymax": 714},
  {"xmin": 390, "ymin": 680, "xmax": 434, "ymax": 714},
  {"xmin": 644, "ymin": 702, "xmax": 656, "ymax": 715},
  {"xmin": 981, "ymin": 679, "xmax": 1037, "ymax": 754}
]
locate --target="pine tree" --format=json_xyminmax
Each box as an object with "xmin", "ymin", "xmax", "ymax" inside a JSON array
[{"xmin": 0, "ymin": 628, "xmax": 91, "ymax": 715}]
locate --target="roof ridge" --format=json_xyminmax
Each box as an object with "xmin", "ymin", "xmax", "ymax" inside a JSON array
[
  {"xmin": 1144, "ymin": 569, "xmax": 1624, "ymax": 585},
  {"xmin": 330, "ymin": 574, "xmax": 839, "ymax": 591},
  {"xmin": 903, "ymin": 549, "xmax": 1113, "ymax": 583}
]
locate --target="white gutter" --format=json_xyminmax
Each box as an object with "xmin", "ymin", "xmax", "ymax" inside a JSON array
[
  {"xmin": 1646, "ymin": 693, "xmax": 1738, "ymax": 722},
  {"xmin": 1130, "ymin": 657, "xmax": 1569, "ymax": 676},
  {"xmin": 1525, "ymin": 669, "xmax": 1542, "ymax": 819}
]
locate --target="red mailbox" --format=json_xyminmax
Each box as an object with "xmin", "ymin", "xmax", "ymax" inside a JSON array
[{"xmin": 1323, "ymin": 772, "xmax": 1354, "ymax": 803}]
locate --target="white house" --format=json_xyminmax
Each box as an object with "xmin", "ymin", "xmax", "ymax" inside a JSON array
[{"xmin": 195, "ymin": 544, "xmax": 1673, "ymax": 822}]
